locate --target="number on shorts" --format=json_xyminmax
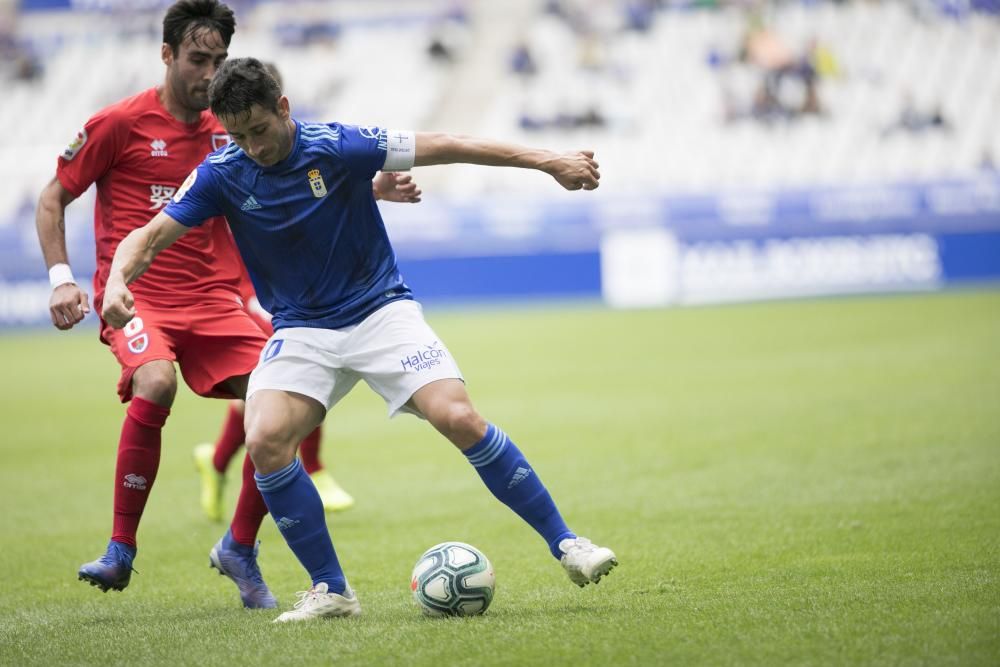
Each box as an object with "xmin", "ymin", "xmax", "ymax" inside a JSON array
[{"xmin": 123, "ymin": 316, "xmax": 145, "ymax": 337}]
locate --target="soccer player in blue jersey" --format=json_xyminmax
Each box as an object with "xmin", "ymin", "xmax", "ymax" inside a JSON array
[{"xmin": 102, "ymin": 57, "xmax": 617, "ymax": 622}]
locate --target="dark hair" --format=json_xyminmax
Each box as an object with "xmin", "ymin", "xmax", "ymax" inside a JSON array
[
  {"xmin": 262, "ymin": 61, "xmax": 283, "ymax": 91},
  {"xmin": 163, "ymin": 0, "xmax": 236, "ymax": 56},
  {"xmin": 209, "ymin": 57, "xmax": 281, "ymax": 120}
]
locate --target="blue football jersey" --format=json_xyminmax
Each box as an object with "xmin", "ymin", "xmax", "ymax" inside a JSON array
[{"xmin": 165, "ymin": 121, "xmax": 415, "ymax": 330}]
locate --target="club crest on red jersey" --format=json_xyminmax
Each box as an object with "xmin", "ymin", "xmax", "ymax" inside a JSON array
[
  {"xmin": 212, "ymin": 133, "xmax": 230, "ymax": 151},
  {"xmin": 127, "ymin": 333, "xmax": 149, "ymax": 354}
]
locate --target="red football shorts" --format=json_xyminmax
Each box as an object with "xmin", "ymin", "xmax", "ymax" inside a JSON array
[{"xmin": 100, "ymin": 296, "xmax": 269, "ymax": 402}]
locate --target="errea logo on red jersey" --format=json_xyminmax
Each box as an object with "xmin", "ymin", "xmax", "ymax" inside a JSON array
[{"xmin": 150, "ymin": 139, "xmax": 168, "ymax": 157}]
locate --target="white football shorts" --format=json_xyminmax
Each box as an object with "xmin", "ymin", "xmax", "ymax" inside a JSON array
[{"xmin": 246, "ymin": 300, "xmax": 464, "ymax": 417}]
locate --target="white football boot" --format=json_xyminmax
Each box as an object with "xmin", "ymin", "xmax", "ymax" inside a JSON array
[
  {"xmin": 273, "ymin": 582, "xmax": 361, "ymax": 622},
  {"xmin": 559, "ymin": 537, "xmax": 618, "ymax": 587}
]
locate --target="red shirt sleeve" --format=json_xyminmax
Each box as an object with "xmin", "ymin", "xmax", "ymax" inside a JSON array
[{"xmin": 55, "ymin": 106, "xmax": 129, "ymax": 197}]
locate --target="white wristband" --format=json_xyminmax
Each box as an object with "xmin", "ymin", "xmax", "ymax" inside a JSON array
[{"xmin": 49, "ymin": 263, "xmax": 76, "ymax": 289}]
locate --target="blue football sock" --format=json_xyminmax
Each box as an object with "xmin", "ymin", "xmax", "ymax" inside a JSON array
[
  {"xmin": 464, "ymin": 424, "xmax": 575, "ymax": 559},
  {"xmin": 255, "ymin": 458, "xmax": 346, "ymax": 593}
]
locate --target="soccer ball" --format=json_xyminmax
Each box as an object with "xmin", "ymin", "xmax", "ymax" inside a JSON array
[{"xmin": 410, "ymin": 542, "xmax": 495, "ymax": 617}]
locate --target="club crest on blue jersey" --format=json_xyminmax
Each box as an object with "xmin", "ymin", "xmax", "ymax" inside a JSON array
[{"xmin": 307, "ymin": 169, "xmax": 328, "ymax": 198}]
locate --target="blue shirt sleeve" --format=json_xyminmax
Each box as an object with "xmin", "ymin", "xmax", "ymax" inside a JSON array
[
  {"xmin": 164, "ymin": 161, "xmax": 223, "ymax": 227},
  {"xmin": 333, "ymin": 123, "xmax": 388, "ymax": 180}
]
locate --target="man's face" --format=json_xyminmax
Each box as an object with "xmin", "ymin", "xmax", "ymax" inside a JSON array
[
  {"xmin": 163, "ymin": 28, "xmax": 228, "ymax": 113},
  {"xmin": 219, "ymin": 98, "xmax": 293, "ymax": 167}
]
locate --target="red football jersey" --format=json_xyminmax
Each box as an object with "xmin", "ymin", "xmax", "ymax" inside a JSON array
[{"xmin": 57, "ymin": 87, "xmax": 244, "ymax": 308}]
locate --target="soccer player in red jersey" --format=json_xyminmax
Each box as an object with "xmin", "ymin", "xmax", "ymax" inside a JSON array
[{"xmin": 34, "ymin": 0, "xmax": 418, "ymax": 609}]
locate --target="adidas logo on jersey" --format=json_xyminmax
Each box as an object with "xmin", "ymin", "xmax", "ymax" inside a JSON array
[{"xmin": 241, "ymin": 195, "xmax": 262, "ymax": 211}]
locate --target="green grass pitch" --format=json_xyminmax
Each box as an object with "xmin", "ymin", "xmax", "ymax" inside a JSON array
[{"xmin": 1, "ymin": 290, "xmax": 997, "ymax": 666}]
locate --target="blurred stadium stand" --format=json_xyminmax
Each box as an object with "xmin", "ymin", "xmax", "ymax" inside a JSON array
[{"xmin": 2, "ymin": 0, "xmax": 999, "ymax": 325}]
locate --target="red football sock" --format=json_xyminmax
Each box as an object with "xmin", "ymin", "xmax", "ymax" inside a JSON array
[
  {"xmin": 299, "ymin": 426, "xmax": 323, "ymax": 474},
  {"xmin": 229, "ymin": 452, "xmax": 269, "ymax": 547},
  {"xmin": 111, "ymin": 396, "xmax": 170, "ymax": 548},
  {"xmin": 212, "ymin": 403, "xmax": 245, "ymax": 474}
]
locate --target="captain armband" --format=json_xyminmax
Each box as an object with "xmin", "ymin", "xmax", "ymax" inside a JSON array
[{"xmin": 383, "ymin": 130, "xmax": 416, "ymax": 171}]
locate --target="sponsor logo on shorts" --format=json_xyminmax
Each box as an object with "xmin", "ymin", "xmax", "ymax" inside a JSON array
[
  {"xmin": 123, "ymin": 473, "xmax": 147, "ymax": 490},
  {"xmin": 400, "ymin": 341, "xmax": 448, "ymax": 372}
]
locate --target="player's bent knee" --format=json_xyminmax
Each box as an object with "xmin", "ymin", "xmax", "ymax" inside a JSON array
[
  {"xmin": 436, "ymin": 401, "xmax": 487, "ymax": 445},
  {"xmin": 131, "ymin": 361, "xmax": 177, "ymax": 407},
  {"xmin": 245, "ymin": 423, "xmax": 299, "ymax": 474}
]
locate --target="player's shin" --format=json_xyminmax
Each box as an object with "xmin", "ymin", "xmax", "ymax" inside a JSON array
[
  {"xmin": 111, "ymin": 396, "xmax": 170, "ymax": 547},
  {"xmin": 230, "ymin": 452, "xmax": 269, "ymax": 546},
  {"xmin": 255, "ymin": 458, "xmax": 347, "ymax": 593},
  {"xmin": 299, "ymin": 426, "xmax": 322, "ymax": 473},
  {"xmin": 463, "ymin": 423, "xmax": 574, "ymax": 559},
  {"xmin": 213, "ymin": 402, "xmax": 246, "ymax": 472}
]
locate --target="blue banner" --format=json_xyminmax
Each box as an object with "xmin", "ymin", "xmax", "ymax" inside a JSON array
[{"xmin": 4, "ymin": 177, "xmax": 1000, "ymax": 327}]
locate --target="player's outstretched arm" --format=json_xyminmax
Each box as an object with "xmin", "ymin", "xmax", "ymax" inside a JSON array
[
  {"xmin": 36, "ymin": 177, "xmax": 89, "ymax": 331},
  {"xmin": 413, "ymin": 133, "xmax": 600, "ymax": 191},
  {"xmin": 103, "ymin": 212, "xmax": 190, "ymax": 329}
]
